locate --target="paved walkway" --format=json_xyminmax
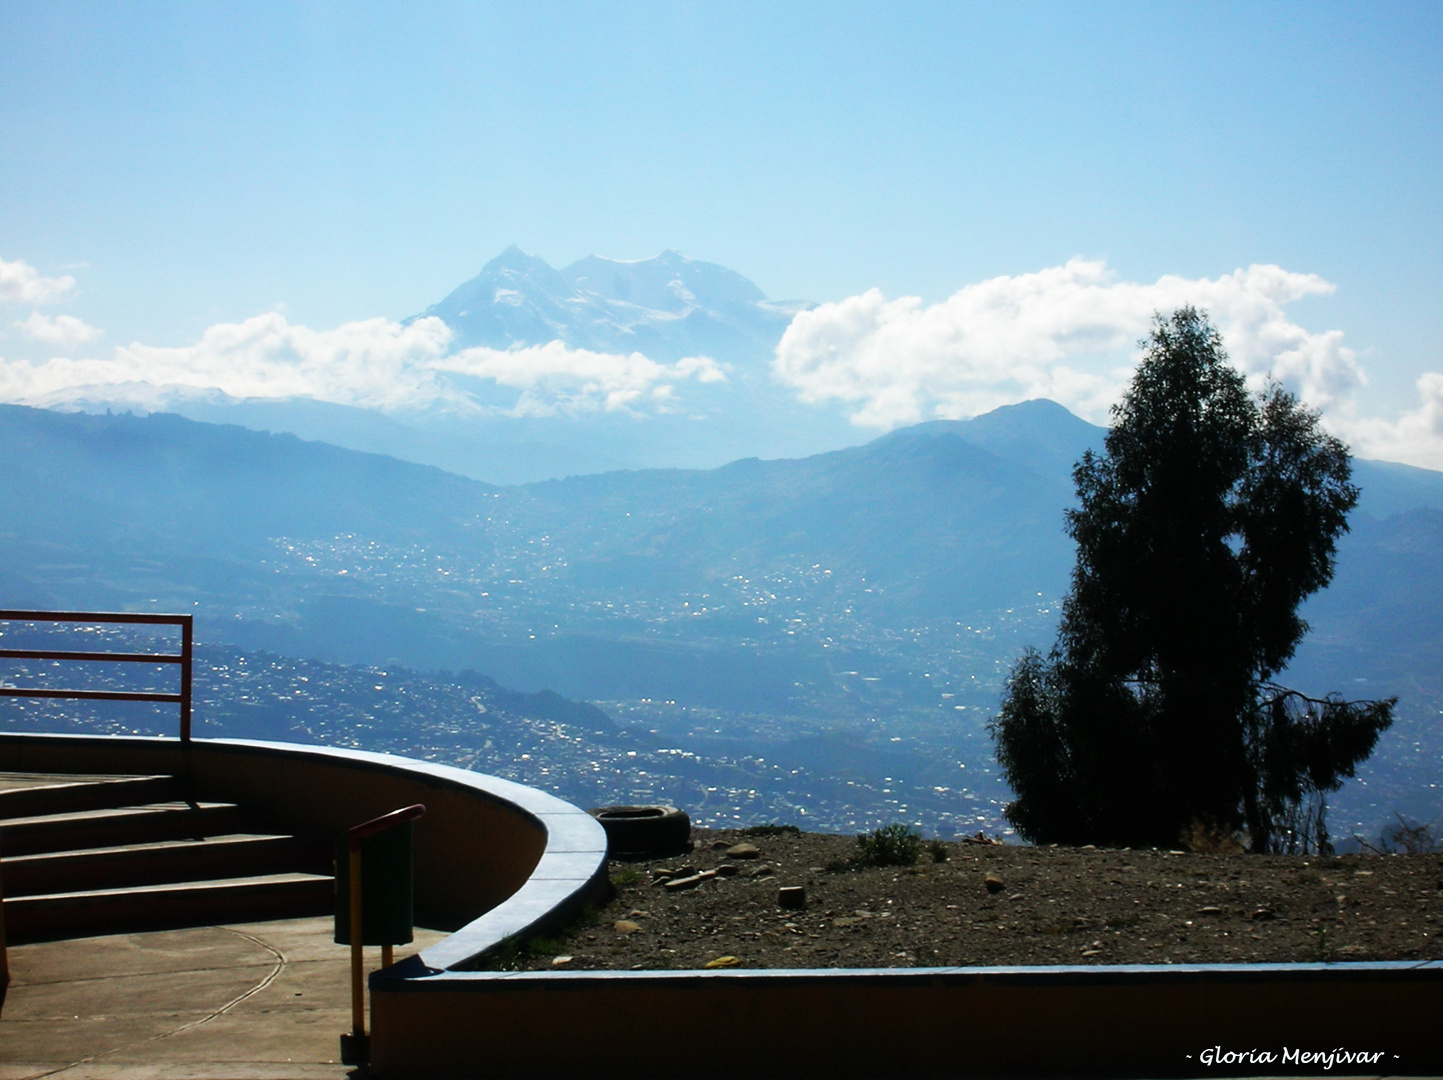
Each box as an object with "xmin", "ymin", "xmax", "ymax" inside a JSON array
[{"xmin": 0, "ymin": 917, "xmax": 445, "ymax": 1080}]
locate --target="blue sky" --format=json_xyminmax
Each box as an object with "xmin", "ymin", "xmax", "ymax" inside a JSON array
[{"xmin": 2, "ymin": 2, "xmax": 1442, "ymax": 459}]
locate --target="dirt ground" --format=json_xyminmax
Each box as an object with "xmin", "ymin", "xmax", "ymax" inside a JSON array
[{"xmin": 495, "ymin": 827, "xmax": 1443, "ymax": 972}]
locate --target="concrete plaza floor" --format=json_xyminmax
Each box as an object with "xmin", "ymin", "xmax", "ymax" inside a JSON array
[{"xmin": 0, "ymin": 917, "xmax": 445, "ymax": 1080}]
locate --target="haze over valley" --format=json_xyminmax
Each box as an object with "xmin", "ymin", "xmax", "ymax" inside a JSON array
[{"xmin": 3, "ymin": 378, "xmax": 1440, "ymax": 845}]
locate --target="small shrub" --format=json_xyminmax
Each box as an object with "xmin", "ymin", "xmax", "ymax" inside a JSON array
[
  {"xmin": 856, "ymin": 823, "xmax": 923, "ymax": 867},
  {"xmin": 927, "ymin": 839, "xmax": 949, "ymax": 863},
  {"xmin": 1181, "ymin": 818, "xmax": 1245, "ymax": 854},
  {"xmin": 1382, "ymin": 814, "xmax": 1439, "ymax": 855}
]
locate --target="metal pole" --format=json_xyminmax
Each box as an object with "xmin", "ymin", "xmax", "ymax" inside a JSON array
[
  {"xmin": 179, "ymin": 615, "xmax": 193, "ymax": 742},
  {"xmin": 1, "ymin": 831, "xmax": 9, "ymax": 1017},
  {"xmin": 338, "ymin": 803, "xmax": 422, "ymax": 1064},
  {"xmin": 349, "ymin": 845, "xmax": 365, "ymax": 1041}
]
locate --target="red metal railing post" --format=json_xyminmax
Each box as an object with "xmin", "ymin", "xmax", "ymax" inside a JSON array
[
  {"xmin": 340, "ymin": 803, "xmax": 426, "ymax": 1065},
  {"xmin": 0, "ymin": 610, "xmax": 194, "ymax": 741},
  {"xmin": 179, "ymin": 615, "xmax": 193, "ymax": 743},
  {"xmin": 1, "ymin": 830, "xmax": 9, "ymax": 1017},
  {"xmin": 348, "ymin": 844, "xmax": 365, "ymax": 1043}
]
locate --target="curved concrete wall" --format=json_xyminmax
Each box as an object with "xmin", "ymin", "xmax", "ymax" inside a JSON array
[
  {"xmin": 9, "ymin": 733, "xmax": 1439, "ymax": 1078},
  {"xmin": 0, "ymin": 732, "xmax": 608, "ymax": 947}
]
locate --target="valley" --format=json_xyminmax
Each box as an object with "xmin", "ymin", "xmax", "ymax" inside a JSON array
[{"xmin": 2, "ymin": 399, "xmax": 1440, "ymax": 847}]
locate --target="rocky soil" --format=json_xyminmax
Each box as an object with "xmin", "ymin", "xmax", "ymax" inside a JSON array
[{"xmin": 495, "ymin": 827, "xmax": 1443, "ymax": 972}]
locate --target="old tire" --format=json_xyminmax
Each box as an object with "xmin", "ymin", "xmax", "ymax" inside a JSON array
[{"xmin": 589, "ymin": 805, "xmax": 691, "ymax": 858}]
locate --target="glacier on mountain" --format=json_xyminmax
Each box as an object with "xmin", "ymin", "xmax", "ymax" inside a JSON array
[{"xmin": 417, "ymin": 246, "xmax": 810, "ymax": 366}]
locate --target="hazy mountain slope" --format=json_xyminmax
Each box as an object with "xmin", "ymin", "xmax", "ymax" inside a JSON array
[
  {"xmin": 521, "ymin": 422, "xmax": 1078, "ymax": 615},
  {"xmin": 0, "ymin": 404, "xmax": 497, "ymax": 556},
  {"xmin": 1350, "ymin": 458, "xmax": 1443, "ymax": 519},
  {"xmin": 920, "ymin": 398, "xmax": 1109, "ymax": 478},
  {"xmin": 1292, "ymin": 508, "xmax": 1443, "ymax": 693},
  {"xmin": 4, "ymin": 398, "xmax": 1441, "ymax": 839},
  {"xmin": 3, "ymin": 399, "xmax": 1441, "ymax": 719},
  {"xmin": 162, "ymin": 395, "xmax": 756, "ymax": 483},
  {"xmin": 0, "ymin": 400, "xmax": 1079, "ymax": 710},
  {"xmin": 0, "ymin": 404, "xmax": 504, "ymax": 620}
]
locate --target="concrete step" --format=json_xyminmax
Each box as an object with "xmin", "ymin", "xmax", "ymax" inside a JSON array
[
  {"xmin": 0, "ymin": 802, "xmax": 252, "ymax": 857},
  {"xmin": 4, "ymin": 873, "xmax": 336, "ymax": 942},
  {"xmin": 0, "ymin": 770, "xmax": 336, "ymax": 944},
  {"xmin": 1, "ymin": 833, "xmax": 333, "ymax": 897},
  {"xmin": 0, "ymin": 774, "xmax": 182, "ymax": 819}
]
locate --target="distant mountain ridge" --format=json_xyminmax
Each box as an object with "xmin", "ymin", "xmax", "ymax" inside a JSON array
[
  {"xmin": 2, "ymin": 397, "xmax": 1439, "ymax": 669},
  {"xmin": 0, "ymin": 399, "xmax": 1082, "ymax": 623},
  {"xmin": 874, "ymin": 399, "xmax": 1108, "ymax": 480},
  {"xmin": 418, "ymin": 246, "xmax": 808, "ymax": 365},
  {"xmin": 3, "ymin": 397, "xmax": 1441, "ymax": 838}
]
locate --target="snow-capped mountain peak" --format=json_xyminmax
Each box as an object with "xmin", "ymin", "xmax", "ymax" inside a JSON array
[{"xmin": 419, "ymin": 248, "xmax": 807, "ymax": 364}]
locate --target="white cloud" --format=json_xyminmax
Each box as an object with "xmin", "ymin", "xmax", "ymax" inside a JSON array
[
  {"xmin": 0, "ymin": 257, "xmax": 76, "ymax": 305},
  {"xmin": 6, "ymin": 252, "xmax": 1440, "ymax": 470},
  {"xmin": 13, "ymin": 311, "xmax": 103, "ymax": 349},
  {"xmin": 1332, "ymin": 373, "xmax": 1443, "ymax": 470},
  {"xmin": 772, "ymin": 259, "xmax": 1364, "ymax": 429},
  {"xmin": 434, "ymin": 342, "xmax": 725, "ymax": 416},
  {"xmin": 0, "ymin": 311, "xmax": 726, "ymax": 418},
  {"xmin": 0, "ymin": 313, "xmax": 459, "ymax": 412}
]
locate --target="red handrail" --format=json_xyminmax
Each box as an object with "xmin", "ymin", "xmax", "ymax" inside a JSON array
[
  {"xmin": 349, "ymin": 803, "xmax": 426, "ymax": 851},
  {"xmin": 0, "ymin": 610, "xmax": 193, "ymax": 741},
  {"xmin": 342, "ymin": 803, "xmax": 426, "ymax": 1065}
]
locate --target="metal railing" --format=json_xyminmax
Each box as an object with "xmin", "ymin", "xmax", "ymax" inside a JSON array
[
  {"xmin": 341, "ymin": 802, "xmax": 427, "ymax": 1065},
  {"xmin": 0, "ymin": 610, "xmax": 194, "ymax": 741}
]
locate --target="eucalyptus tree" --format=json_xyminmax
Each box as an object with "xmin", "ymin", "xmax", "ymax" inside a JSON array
[{"xmin": 990, "ymin": 307, "xmax": 1393, "ymax": 854}]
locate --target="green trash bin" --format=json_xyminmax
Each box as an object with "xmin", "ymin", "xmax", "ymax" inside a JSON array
[{"xmin": 333, "ymin": 822, "xmax": 415, "ymax": 946}]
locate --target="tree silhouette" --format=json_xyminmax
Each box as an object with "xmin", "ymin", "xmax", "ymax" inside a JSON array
[{"xmin": 990, "ymin": 308, "xmax": 1393, "ymax": 853}]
